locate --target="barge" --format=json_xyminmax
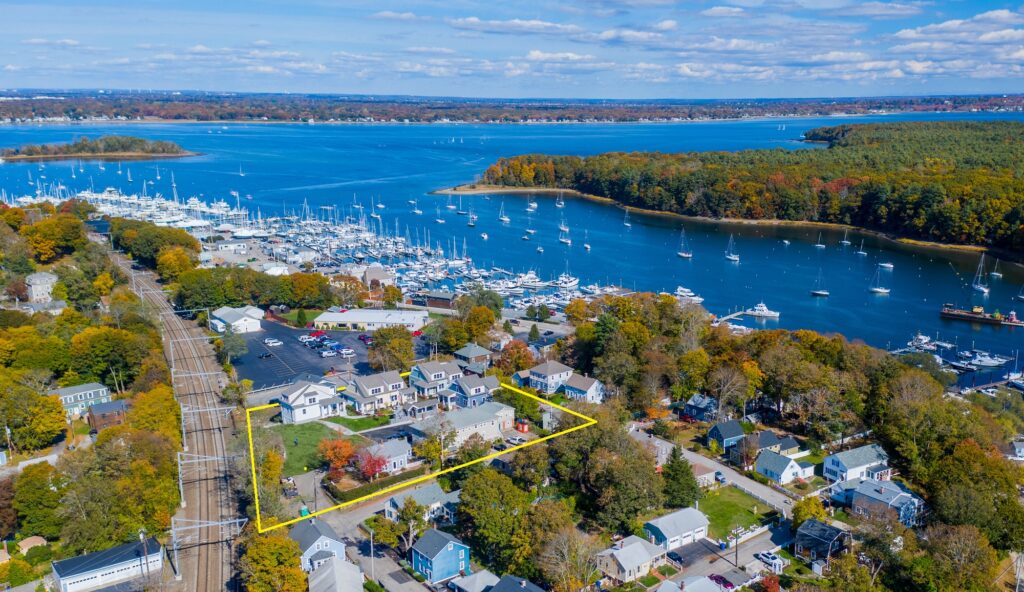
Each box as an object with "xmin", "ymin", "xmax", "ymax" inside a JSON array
[{"xmin": 940, "ymin": 304, "xmax": 1024, "ymax": 327}]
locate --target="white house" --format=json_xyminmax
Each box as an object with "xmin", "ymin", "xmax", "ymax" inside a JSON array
[
  {"xmin": 308, "ymin": 556, "xmax": 363, "ymax": 592},
  {"xmin": 563, "ymin": 373, "xmax": 605, "ymax": 403},
  {"xmin": 755, "ymin": 450, "xmax": 815, "ymax": 485},
  {"xmin": 385, "ymin": 482, "xmax": 461, "ymax": 523},
  {"xmin": 409, "ymin": 361, "xmax": 463, "ymax": 396},
  {"xmin": 26, "ymin": 271, "xmax": 58, "ymax": 303},
  {"xmin": 823, "ymin": 444, "xmax": 891, "ymax": 482},
  {"xmin": 343, "ymin": 371, "xmax": 416, "ymax": 414},
  {"xmin": 279, "ymin": 381, "xmax": 345, "ymax": 424},
  {"xmin": 289, "ymin": 519, "xmax": 345, "ymax": 572},
  {"xmin": 49, "ymin": 382, "xmax": 111, "ymax": 418},
  {"xmin": 597, "ymin": 535, "xmax": 667, "ymax": 584},
  {"xmin": 412, "ymin": 402, "xmax": 515, "ymax": 449},
  {"xmin": 51, "ymin": 537, "xmax": 162, "ymax": 592},
  {"xmin": 210, "ymin": 305, "xmax": 264, "ymax": 334},
  {"xmin": 642, "ymin": 508, "xmax": 710, "ymax": 550},
  {"xmin": 313, "ymin": 309, "xmax": 428, "ymax": 331},
  {"xmin": 365, "ymin": 439, "xmax": 412, "ymax": 474},
  {"xmin": 524, "ymin": 360, "xmax": 573, "ymax": 394}
]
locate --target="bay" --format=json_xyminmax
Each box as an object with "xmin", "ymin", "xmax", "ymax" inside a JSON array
[{"xmin": 2, "ymin": 111, "xmax": 1023, "ymax": 380}]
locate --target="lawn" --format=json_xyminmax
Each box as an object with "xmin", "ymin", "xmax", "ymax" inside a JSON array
[
  {"xmin": 638, "ymin": 575, "xmax": 660, "ymax": 589},
  {"xmin": 277, "ymin": 309, "xmax": 325, "ymax": 326},
  {"xmin": 657, "ymin": 565, "xmax": 678, "ymax": 577},
  {"xmin": 272, "ymin": 422, "xmax": 340, "ymax": 476},
  {"xmin": 325, "ymin": 414, "xmax": 392, "ymax": 432},
  {"xmin": 785, "ymin": 475, "xmax": 827, "ymax": 495},
  {"xmin": 699, "ymin": 486, "xmax": 775, "ymax": 539}
]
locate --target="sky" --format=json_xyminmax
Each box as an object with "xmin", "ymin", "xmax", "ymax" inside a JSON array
[{"xmin": 2, "ymin": 1, "xmax": 1024, "ymax": 99}]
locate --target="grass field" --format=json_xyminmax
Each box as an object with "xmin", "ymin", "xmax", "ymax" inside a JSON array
[
  {"xmin": 325, "ymin": 414, "xmax": 391, "ymax": 432},
  {"xmin": 272, "ymin": 422, "xmax": 343, "ymax": 476},
  {"xmin": 700, "ymin": 486, "xmax": 774, "ymax": 539},
  {"xmin": 277, "ymin": 309, "xmax": 325, "ymax": 326}
]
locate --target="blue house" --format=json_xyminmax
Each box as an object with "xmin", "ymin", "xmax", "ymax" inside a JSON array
[
  {"xmin": 707, "ymin": 420, "xmax": 745, "ymax": 450},
  {"xmin": 410, "ymin": 528, "xmax": 470, "ymax": 584},
  {"xmin": 679, "ymin": 394, "xmax": 717, "ymax": 422},
  {"xmin": 440, "ymin": 375, "xmax": 500, "ymax": 409}
]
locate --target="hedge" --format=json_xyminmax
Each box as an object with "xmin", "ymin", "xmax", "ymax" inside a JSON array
[{"xmin": 324, "ymin": 466, "xmax": 430, "ymax": 503}]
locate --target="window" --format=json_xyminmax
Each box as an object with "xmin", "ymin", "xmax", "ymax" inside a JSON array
[{"xmin": 447, "ymin": 543, "xmax": 453, "ymax": 551}]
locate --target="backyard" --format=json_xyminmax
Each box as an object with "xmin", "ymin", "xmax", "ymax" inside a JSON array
[
  {"xmin": 272, "ymin": 422, "xmax": 367, "ymax": 476},
  {"xmin": 325, "ymin": 413, "xmax": 392, "ymax": 432},
  {"xmin": 699, "ymin": 486, "xmax": 776, "ymax": 539}
]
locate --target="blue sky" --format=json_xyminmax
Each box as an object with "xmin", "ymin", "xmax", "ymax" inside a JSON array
[{"xmin": 2, "ymin": 1, "xmax": 1023, "ymax": 98}]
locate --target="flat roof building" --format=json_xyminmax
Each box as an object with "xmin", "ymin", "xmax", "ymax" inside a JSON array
[{"xmin": 51, "ymin": 537, "xmax": 162, "ymax": 592}]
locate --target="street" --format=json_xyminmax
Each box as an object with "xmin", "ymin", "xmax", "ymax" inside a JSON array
[
  {"xmin": 669, "ymin": 525, "xmax": 792, "ymax": 582},
  {"xmin": 676, "ymin": 446, "xmax": 794, "ymax": 517}
]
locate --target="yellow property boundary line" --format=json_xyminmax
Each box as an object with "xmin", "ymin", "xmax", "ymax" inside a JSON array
[{"xmin": 246, "ymin": 374, "xmax": 597, "ymax": 533}]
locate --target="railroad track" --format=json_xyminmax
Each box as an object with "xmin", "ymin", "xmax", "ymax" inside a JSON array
[{"xmin": 114, "ymin": 254, "xmax": 236, "ymax": 592}]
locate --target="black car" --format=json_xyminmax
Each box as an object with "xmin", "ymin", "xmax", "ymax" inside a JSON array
[
  {"xmin": 258, "ymin": 352, "xmax": 273, "ymax": 359},
  {"xmin": 543, "ymin": 330, "xmax": 555, "ymax": 336},
  {"xmin": 667, "ymin": 551, "xmax": 683, "ymax": 564}
]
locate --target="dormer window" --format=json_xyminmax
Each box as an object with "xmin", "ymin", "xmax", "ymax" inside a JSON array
[
  {"xmin": 371, "ymin": 387, "xmax": 382, "ymax": 395},
  {"xmin": 432, "ymin": 373, "xmax": 443, "ymax": 380}
]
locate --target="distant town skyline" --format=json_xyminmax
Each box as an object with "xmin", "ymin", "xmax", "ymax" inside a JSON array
[{"xmin": 3, "ymin": 1, "xmax": 1024, "ymax": 99}]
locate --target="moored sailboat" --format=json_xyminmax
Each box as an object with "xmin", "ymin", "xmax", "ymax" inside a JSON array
[
  {"xmin": 676, "ymin": 229, "xmax": 693, "ymax": 259},
  {"xmin": 725, "ymin": 234, "xmax": 740, "ymax": 262}
]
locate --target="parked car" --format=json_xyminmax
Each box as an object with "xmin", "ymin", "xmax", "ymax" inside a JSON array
[
  {"xmin": 715, "ymin": 471, "xmax": 727, "ymax": 484},
  {"xmin": 667, "ymin": 551, "xmax": 684, "ymax": 564},
  {"xmin": 321, "ymin": 340, "xmax": 339, "ymax": 348},
  {"xmin": 320, "ymin": 350, "xmax": 338, "ymax": 358},
  {"xmin": 338, "ymin": 348, "xmax": 355, "ymax": 356},
  {"xmin": 506, "ymin": 435, "xmax": 527, "ymax": 446},
  {"xmin": 509, "ymin": 319, "xmax": 520, "ymax": 325},
  {"xmin": 357, "ymin": 334, "xmax": 371, "ymax": 342},
  {"xmin": 411, "ymin": 330, "xmax": 423, "ymax": 337},
  {"xmin": 543, "ymin": 330, "xmax": 554, "ymax": 336},
  {"xmin": 709, "ymin": 575, "xmax": 734, "ymax": 590},
  {"xmin": 258, "ymin": 352, "xmax": 273, "ymax": 359},
  {"xmin": 756, "ymin": 552, "xmax": 781, "ymax": 564},
  {"xmin": 298, "ymin": 335, "xmax": 315, "ymax": 343},
  {"xmin": 264, "ymin": 339, "xmax": 283, "ymax": 347}
]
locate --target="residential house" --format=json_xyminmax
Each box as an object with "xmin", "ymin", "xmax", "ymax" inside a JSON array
[
  {"xmin": 410, "ymin": 529, "xmax": 471, "ymax": 584},
  {"xmin": 628, "ymin": 426, "xmax": 674, "ymax": 469},
  {"xmin": 597, "ymin": 535, "xmax": 667, "ymax": 584},
  {"xmin": 366, "ymin": 439, "xmax": 412, "ymax": 474},
  {"xmin": 411, "ymin": 402, "xmax": 515, "ymax": 449},
  {"xmin": 679, "ymin": 394, "xmax": 718, "ymax": 422},
  {"xmin": 755, "ymin": 450, "xmax": 815, "ymax": 485},
  {"xmin": 363, "ymin": 265, "xmax": 397, "ymax": 289},
  {"xmin": 562, "ymin": 373, "xmax": 605, "ymax": 403},
  {"xmin": 307, "ymin": 556, "xmax": 363, "ymax": 592},
  {"xmin": 692, "ymin": 462, "xmax": 718, "ymax": 488},
  {"xmin": 778, "ymin": 435, "xmax": 802, "ymax": 457},
  {"xmin": 441, "ymin": 374, "xmax": 501, "ymax": 409},
  {"xmin": 50, "ymin": 382, "xmax": 111, "ymax": 418},
  {"xmin": 51, "ymin": 537, "xmax": 162, "ymax": 592},
  {"xmin": 394, "ymin": 398, "xmax": 439, "ymax": 421},
  {"xmin": 707, "ymin": 420, "xmax": 745, "ymax": 451},
  {"xmin": 675, "ymin": 577, "xmax": 720, "ymax": 592},
  {"xmin": 489, "ymin": 575, "xmax": 544, "ymax": 592},
  {"xmin": 210, "ymin": 305, "xmax": 264, "ymax": 334},
  {"xmin": 385, "ymin": 483, "xmax": 461, "ymax": 523},
  {"xmin": 87, "ymin": 399, "xmax": 128, "ymax": 432},
  {"xmin": 409, "ymin": 361, "xmax": 463, "ymax": 396},
  {"xmin": 289, "ymin": 519, "xmax": 345, "ymax": 572},
  {"xmin": 829, "ymin": 478, "xmax": 924, "ymax": 527},
  {"xmin": 279, "ymin": 381, "xmax": 345, "ymax": 424},
  {"xmin": 521, "ymin": 360, "xmax": 573, "ymax": 394},
  {"xmin": 343, "ymin": 371, "xmax": 416, "ymax": 415},
  {"xmin": 794, "ymin": 519, "xmax": 848, "ymax": 568},
  {"xmin": 450, "ymin": 570, "xmax": 500, "ymax": 592},
  {"xmin": 823, "ymin": 444, "xmax": 891, "ymax": 482},
  {"xmin": 453, "ymin": 343, "xmax": 492, "ymax": 368},
  {"xmin": 643, "ymin": 508, "xmax": 710, "ymax": 550},
  {"xmin": 25, "ymin": 271, "xmax": 57, "ymax": 303}
]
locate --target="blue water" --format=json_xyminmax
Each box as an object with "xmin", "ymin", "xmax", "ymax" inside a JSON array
[{"xmin": 2, "ymin": 112, "xmax": 1023, "ymax": 375}]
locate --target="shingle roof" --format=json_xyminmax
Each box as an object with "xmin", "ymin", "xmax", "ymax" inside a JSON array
[
  {"xmin": 710, "ymin": 420, "xmax": 744, "ymax": 441},
  {"xmin": 420, "ymin": 402, "xmax": 513, "ymax": 434},
  {"xmin": 368, "ymin": 439, "xmax": 411, "ymax": 460},
  {"xmin": 308, "ymin": 556, "xmax": 363, "ymax": 592},
  {"xmin": 289, "ymin": 519, "xmax": 341, "ymax": 553},
  {"xmin": 564, "ymin": 373, "xmax": 599, "ymax": 391},
  {"xmin": 644, "ymin": 508, "xmax": 709, "ymax": 540},
  {"xmin": 755, "ymin": 450, "xmax": 795, "ymax": 477},
  {"xmin": 529, "ymin": 360, "xmax": 572, "ymax": 377},
  {"xmin": 411, "ymin": 528, "xmax": 465, "ymax": 559},
  {"xmin": 680, "ymin": 577, "xmax": 719, "ymax": 592},
  {"xmin": 778, "ymin": 436, "xmax": 801, "ymax": 451},
  {"xmin": 451, "ymin": 570, "xmax": 500, "ymax": 592},
  {"xmin": 685, "ymin": 393, "xmax": 717, "ymax": 411},
  {"xmin": 88, "ymin": 399, "xmax": 128, "ymax": 415},
  {"xmin": 754, "ymin": 431, "xmax": 783, "ymax": 449},
  {"xmin": 454, "ymin": 343, "xmax": 491, "ymax": 359},
  {"xmin": 831, "ymin": 444, "xmax": 888, "ymax": 469},
  {"xmin": 796, "ymin": 519, "xmax": 846, "ymax": 556},
  {"xmin": 52, "ymin": 537, "xmax": 161, "ymax": 578},
  {"xmin": 599, "ymin": 536, "xmax": 665, "ymax": 574},
  {"xmin": 49, "ymin": 382, "xmax": 108, "ymax": 397},
  {"xmin": 25, "ymin": 272, "xmax": 57, "ymax": 285},
  {"xmin": 390, "ymin": 483, "xmax": 460, "ymax": 509},
  {"xmin": 490, "ymin": 575, "xmax": 544, "ymax": 592},
  {"xmin": 852, "ymin": 478, "xmax": 921, "ymax": 509}
]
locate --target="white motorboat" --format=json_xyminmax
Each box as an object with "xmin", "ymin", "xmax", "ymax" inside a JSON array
[{"xmin": 745, "ymin": 302, "xmax": 780, "ymax": 318}]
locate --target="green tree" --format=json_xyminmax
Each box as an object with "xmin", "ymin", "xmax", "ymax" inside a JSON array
[
  {"xmin": 791, "ymin": 496, "xmax": 827, "ymax": 530},
  {"xmin": 218, "ymin": 328, "xmax": 248, "ymax": 364},
  {"xmin": 528, "ymin": 324, "xmax": 540, "ymax": 342},
  {"xmin": 662, "ymin": 446, "xmax": 701, "ymax": 508},
  {"xmin": 465, "ymin": 305, "xmax": 496, "ymax": 344},
  {"xmin": 368, "ymin": 326, "xmax": 414, "ymax": 371},
  {"xmin": 458, "ymin": 469, "xmax": 532, "ymax": 573},
  {"xmin": 295, "ymin": 309, "xmax": 308, "ymax": 328},
  {"xmin": 382, "ymin": 285, "xmax": 403, "ymax": 309},
  {"xmin": 511, "ymin": 441, "xmax": 549, "ymax": 491},
  {"xmin": 13, "ymin": 462, "xmax": 63, "ymax": 539}
]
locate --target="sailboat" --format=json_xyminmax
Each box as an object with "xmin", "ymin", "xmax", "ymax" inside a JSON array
[
  {"xmin": 117, "ymin": 162, "xmax": 122, "ymax": 175},
  {"xmin": 155, "ymin": 166, "xmax": 161, "ymax": 180},
  {"xmin": 1016, "ymin": 284, "xmax": 1024, "ymax": 302},
  {"xmin": 412, "ymin": 199, "xmax": 423, "ymax": 215},
  {"xmin": 814, "ymin": 232, "xmax": 825, "ymax": 249},
  {"xmin": 676, "ymin": 229, "xmax": 693, "ymax": 259},
  {"xmin": 558, "ymin": 229, "xmax": 572, "ymax": 245},
  {"xmin": 498, "ymin": 202, "xmax": 511, "ymax": 224},
  {"xmin": 725, "ymin": 234, "xmax": 740, "ymax": 262},
  {"xmin": 456, "ymin": 195, "xmax": 468, "ymax": 215},
  {"xmin": 536, "ymin": 246, "xmax": 544, "ymax": 253},
  {"xmin": 526, "ymin": 199, "xmax": 538, "ymax": 212},
  {"xmin": 467, "ymin": 208, "xmax": 478, "ymax": 227},
  {"xmin": 856, "ymin": 239, "xmax": 867, "ymax": 256},
  {"xmin": 623, "ymin": 210, "xmax": 632, "ymax": 228},
  {"xmin": 525, "ymin": 214, "xmax": 537, "ymax": 234},
  {"xmin": 558, "ymin": 213, "xmax": 569, "ymax": 233},
  {"xmin": 239, "ymin": 164, "xmax": 245, "ymax": 177},
  {"xmin": 972, "ymin": 254, "xmax": 990, "ymax": 294},
  {"xmin": 446, "ymin": 195, "xmax": 456, "ymax": 210},
  {"xmin": 810, "ymin": 269, "xmax": 830, "ymax": 297},
  {"xmin": 990, "ymin": 258, "xmax": 1003, "ymax": 279},
  {"xmin": 126, "ymin": 167, "xmax": 133, "ymax": 183},
  {"xmin": 435, "ymin": 207, "xmax": 445, "ymax": 224},
  {"xmin": 869, "ymin": 266, "xmax": 890, "ymax": 295},
  {"xmin": 584, "ymin": 229, "xmax": 591, "ymax": 251},
  {"xmin": 840, "ymin": 229, "xmax": 851, "ymax": 246},
  {"xmin": 555, "ymin": 193, "xmax": 565, "ymax": 208}
]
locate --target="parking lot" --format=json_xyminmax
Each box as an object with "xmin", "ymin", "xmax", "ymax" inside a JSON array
[{"xmin": 232, "ymin": 321, "xmax": 431, "ymax": 388}]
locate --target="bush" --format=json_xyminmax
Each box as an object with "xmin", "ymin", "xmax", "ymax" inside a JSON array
[
  {"xmin": 364, "ymin": 580, "xmax": 386, "ymax": 592},
  {"xmin": 324, "ymin": 466, "xmax": 429, "ymax": 503},
  {"xmin": 23, "ymin": 544, "xmax": 52, "ymax": 566}
]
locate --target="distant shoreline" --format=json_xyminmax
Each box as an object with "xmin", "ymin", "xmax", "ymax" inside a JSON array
[
  {"xmin": 1, "ymin": 151, "xmax": 197, "ymax": 162},
  {"xmin": 434, "ymin": 183, "xmax": 1009, "ymax": 261}
]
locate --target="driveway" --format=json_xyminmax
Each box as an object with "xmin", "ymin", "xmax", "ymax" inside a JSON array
[
  {"xmin": 676, "ymin": 446, "xmax": 794, "ymax": 517},
  {"xmin": 670, "ymin": 525, "xmax": 792, "ymax": 581}
]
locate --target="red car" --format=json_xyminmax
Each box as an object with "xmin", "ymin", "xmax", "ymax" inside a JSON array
[
  {"xmin": 709, "ymin": 575, "xmax": 735, "ymax": 590},
  {"xmin": 411, "ymin": 330, "xmax": 423, "ymax": 337},
  {"xmin": 309, "ymin": 330, "xmax": 327, "ymax": 338}
]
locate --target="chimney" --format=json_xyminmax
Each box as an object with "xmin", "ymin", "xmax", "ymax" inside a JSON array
[{"xmin": 520, "ymin": 580, "xmax": 526, "ymax": 589}]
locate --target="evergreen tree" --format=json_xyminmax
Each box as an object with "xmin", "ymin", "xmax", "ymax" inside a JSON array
[
  {"xmin": 663, "ymin": 446, "xmax": 701, "ymax": 508},
  {"xmin": 295, "ymin": 308, "xmax": 308, "ymax": 327},
  {"xmin": 529, "ymin": 323, "xmax": 541, "ymax": 342}
]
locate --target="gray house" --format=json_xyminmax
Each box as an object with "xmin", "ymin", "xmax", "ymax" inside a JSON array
[
  {"xmin": 49, "ymin": 382, "xmax": 111, "ymax": 418},
  {"xmin": 365, "ymin": 439, "xmax": 412, "ymax": 474},
  {"xmin": 26, "ymin": 271, "xmax": 57, "ymax": 303},
  {"xmin": 289, "ymin": 519, "xmax": 345, "ymax": 572},
  {"xmin": 643, "ymin": 508, "xmax": 710, "ymax": 550}
]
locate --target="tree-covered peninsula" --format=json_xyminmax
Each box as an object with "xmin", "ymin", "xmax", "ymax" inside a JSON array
[
  {"xmin": 479, "ymin": 121, "xmax": 1024, "ymax": 250},
  {"xmin": 1, "ymin": 135, "xmax": 190, "ymax": 161}
]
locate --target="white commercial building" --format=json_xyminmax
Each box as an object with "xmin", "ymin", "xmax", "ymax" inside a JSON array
[
  {"xmin": 51, "ymin": 537, "xmax": 162, "ymax": 592},
  {"xmin": 210, "ymin": 305, "xmax": 264, "ymax": 334},
  {"xmin": 313, "ymin": 309, "xmax": 428, "ymax": 332}
]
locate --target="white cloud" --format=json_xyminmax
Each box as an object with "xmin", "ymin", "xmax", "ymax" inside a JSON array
[
  {"xmin": 448, "ymin": 17, "xmax": 582, "ymax": 35},
  {"xmin": 371, "ymin": 11, "xmax": 422, "ymax": 21},
  {"xmin": 595, "ymin": 28, "xmax": 664, "ymax": 43},
  {"xmin": 701, "ymin": 6, "xmax": 745, "ymax": 17},
  {"xmin": 692, "ymin": 37, "xmax": 773, "ymax": 52},
  {"xmin": 405, "ymin": 46, "xmax": 456, "ymax": 54},
  {"xmin": 526, "ymin": 50, "xmax": 595, "ymax": 62},
  {"xmin": 808, "ymin": 50, "xmax": 870, "ymax": 62},
  {"xmin": 835, "ymin": 2, "xmax": 922, "ymax": 18},
  {"xmin": 22, "ymin": 38, "xmax": 80, "ymax": 47},
  {"xmin": 977, "ymin": 29, "xmax": 1024, "ymax": 43},
  {"xmin": 653, "ymin": 19, "xmax": 677, "ymax": 31},
  {"xmin": 3, "ymin": 64, "xmax": 22, "ymax": 72}
]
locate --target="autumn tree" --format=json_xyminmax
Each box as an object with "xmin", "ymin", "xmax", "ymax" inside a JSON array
[
  {"xmin": 539, "ymin": 528, "xmax": 601, "ymax": 592},
  {"xmin": 318, "ymin": 438, "xmax": 355, "ymax": 479},
  {"xmin": 381, "ymin": 285, "xmax": 403, "ymax": 308},
  {"xmin": 19, "ymin": 214, "xmax": 86, "ymax": 263},
  {"xmin": 465, "ymin": 305, "xmax": 496, "ymax": 344},
  {"xmin": 127, "ymin": 384, "xmax": 182, "ymax": 447},
  {"xmin": 497, "ymin": 339, "xmax": 535, "ymax": 374},
  {"xmin": 92, "ymin": 271, "xmax": 115, "ymax": 297},
  {"xmin": 355, "ymin": 449, "xmax": 387, "ymax": 481},
  {"xmin": 792, "ymin": 496, "xmax": 827, "ymax": 529},
  {"xmin": 458, "ymin": 469, "xmax": 532, "ymax": 574},
  {"xmin": 238, "ymin": 526, "xmax": 306, "ymax": 592},
  {"xmin": 155, "ymin": 245, "xmax": 195, "ymax": 282},
  {"xmin": 0, "ymin": 477, "xmax": 17, "ymax": 541},
  {"xmin": 368, "ymin": 325, "xmax": 414, "ymax": 371}
]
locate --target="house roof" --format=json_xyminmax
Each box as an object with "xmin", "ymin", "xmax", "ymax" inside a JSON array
[
  {"xmin": 490, "ymin": 575, "xmax": 544, "ymax": 592},
  {"xmin": 830, "ymin": 444, "xmax": 888, "ymax": 470},
  {"xmin": 25, "ymin": 272, "xmax": 57, "ymax": 285},
  {"xmin": 645, "ymin": 508, "xmax": 709, "ymax": 540},
  {"xmin": 755, "ymin": 450, "xmax": 795, "ymax": 476},
  {"xmin": 282, "ymin": 381, "xmax": 337, "ymax": 407},
  {"xmin": 454, "ymin": 343, "xmax": 491, "ymax": 359},
  {"xmin": 289, "ymin": 519, "xmax": 341, "ymax": 553},
  {"xmin": 709, "ymin": 420, "xmax": 744, "ymax": 441},
  {"xmin": 680, "ymin": 577, "xmax": 720, "ymax": 592},
  {"xmin": 368, "ymin": 439, "xmax": 411, "ymax": 460},
  {"xmin": 88, "ymin": 399, "xmax": 128, "ymax": 415},
  {"xmin": 655, "ymin": 581, "xmax": 681, "ymax": 592},
  {"xmin": 451, "ymin": 570, "xmax": 500, "ymax": 592},
  {"xmin": 308, "ymin": 556, "xmax": 363, "ymax": 592},
  {"xmin": 529, "ymin": 360, "xmax": 572, "ymax": 377},
  {"xmin": 353, "ymin": 371, "xmax": 406, "ymax": 396},
  {"xmin": 51, "ymin": 537, "xmax": 161, "ymax": 578},
  {"xmin": 412, "ymin": 528, "xmax": 466, "ymax": 559},
  {"xmin": 778, "ymin": 436, "xmax": 801, "ymax": 451},
  {"xmin": 414, "ymin": 361, "xmax": 461, "ymax": 379},
  {"xmin": 754, "ymin": 431, "xmax": 783, "ymax": 449},
  {"xmin": 628, "ymin": 427, "xmax": 674, "ymax": 466},
  {"xmin": 420, "ymin": 402, "xmax": 513, "ymax": 434},
  {"xmin": 390, "ymin": 483, "xmax": 460, "ymax": 509},
  {"xmin": 564, "ymin": 373, "xmax": 599, "ymax": 392},
  {"xmin": 49, "ymin": 382, "xmax": 108, "ymax": 398},
  {"xmin": 599, "ymin": 536, "xmax": 665, "ymax": 574},
  {"xmin": 851, "ymin": 478, "xmax": 922, "ymax": 509},
  {"xmin": 795, "ymin": 519, "xmax": 846, "ymax": 557},
  {"xmin": 212, "ymin": 306, "xmax": 262, "ymax": 325},
  {"xmin": 691, "ymin": 462, "xmax": 716, "ymax": 478},
  {"xmin": 18, "ymin": 536, "xmax": 46, "ymax": 553},
  {"xmin": 685, "ymin": 393, "xmax": 717, "ymax": 411}
]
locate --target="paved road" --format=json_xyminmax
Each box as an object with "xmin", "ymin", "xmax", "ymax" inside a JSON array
[
  {"xmin": 671, "ymin": 526, "xmax": 792, "ymax": 581},
  {"xmin": 676, "ymin": 445, "xmax": 794, "ymax": 517}
]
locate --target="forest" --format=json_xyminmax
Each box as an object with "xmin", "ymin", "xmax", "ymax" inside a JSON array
[
  {"xmin": 3, "ymin": 90, "xmax": 1024, "ymax": 123},
  {"xmin": 481, "ymin": 121, "xmax": 1024, "ymax": 250},
  {"xmin": 1, "ymin": 135, "xmax": 187, "ymax": 160}
]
